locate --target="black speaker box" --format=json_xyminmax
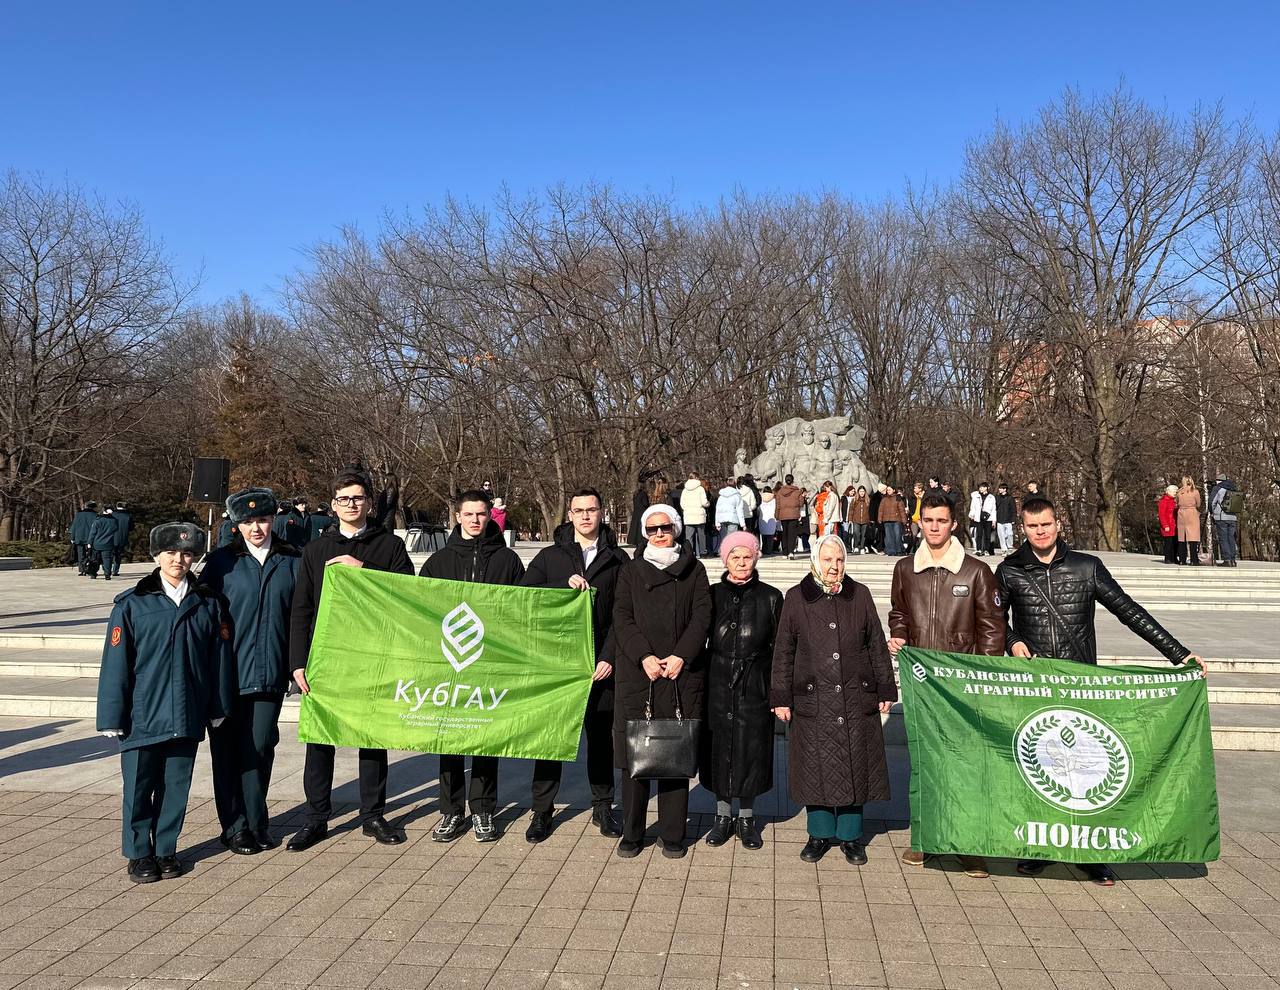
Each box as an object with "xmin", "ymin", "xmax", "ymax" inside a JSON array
[{"xmin": 191, "ymin": 458, "xmax": 231, "ymax": 504}]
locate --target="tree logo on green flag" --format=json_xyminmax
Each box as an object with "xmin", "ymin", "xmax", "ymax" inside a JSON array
[
  {"xmin": 1015, "ymin": 708, "xmax": 1132, "ymax": 813},
  {"xmin": 441, "ymin": 601, "xmax": 485, "ymax": 673}
]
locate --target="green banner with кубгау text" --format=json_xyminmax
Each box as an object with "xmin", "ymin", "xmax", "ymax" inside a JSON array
[
  {"xmin": 899, "ymin": 647, "xmax": 1219, "ymax": 864},
  {"xmin": 298, "ymin": 565, "xmax": 595, "ymax": 762}
]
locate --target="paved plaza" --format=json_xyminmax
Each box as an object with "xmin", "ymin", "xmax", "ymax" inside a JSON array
[{"xmin": 0, "ymin": 555, "xmax": 1278, "ymax": 989}]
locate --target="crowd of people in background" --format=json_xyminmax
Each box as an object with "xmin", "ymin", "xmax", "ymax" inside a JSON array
[{"xmin": 634, "ymin": 474, "xmax": 1040, "ymax": 562}]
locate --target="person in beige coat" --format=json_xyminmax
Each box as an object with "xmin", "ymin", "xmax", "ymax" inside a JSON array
[{"xmin": 1176, "ymin": 476, "xmax": 1202, "ymax": 566}]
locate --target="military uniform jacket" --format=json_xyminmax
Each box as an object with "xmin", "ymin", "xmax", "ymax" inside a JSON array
[
  {"xmin": 113, "ymin": 510, "xmax": 133, "ymax": 550},
  {"xmin": 70, "ymin": 509, "xmax": 96, "ymax": 544},
  {"xmin": 201, "ymin": 537, "xmax": 301, "ymax": 695},
  {"xmin": 96, "ymin": 569, "xmax": 235, "ymax": 751},
  {"xmin": 88, "ymin": 515, "xmax": 118, "ymax": 550}
]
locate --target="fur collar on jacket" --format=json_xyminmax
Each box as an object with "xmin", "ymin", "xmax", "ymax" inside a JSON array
[{"xmin": 912, "ymin": 536, "xmax": 966, "ymax": 575}]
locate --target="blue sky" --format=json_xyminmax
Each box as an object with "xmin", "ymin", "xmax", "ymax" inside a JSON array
[{"xmin": 4, "ymin": 1, "xmax": 1277, "ymax": 303}]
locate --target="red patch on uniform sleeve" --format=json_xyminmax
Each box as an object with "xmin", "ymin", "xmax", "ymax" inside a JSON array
[
  {"xmin": 110, "ymin": 626, "xmax": 122, "ymax": 647},
  {"xmin": 220, "ymin": 622, "xmax": 231, "ymax": 641}
]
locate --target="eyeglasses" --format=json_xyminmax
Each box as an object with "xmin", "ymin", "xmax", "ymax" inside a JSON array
[
  {"xmin": 333, "ymin": 495, "xmax": 368, "ymax": 507},
  {"xmin": 645, "ymin": 524, "xmax": 676, "ymax": 535},
  {"xmin": 569, "ymin": 507, "xmax": 600, "ymax": 516}
]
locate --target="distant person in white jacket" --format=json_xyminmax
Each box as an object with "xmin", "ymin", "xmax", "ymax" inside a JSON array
[
  {"xmin": 968, "ymin": 483, "xmax": 996, "ymax": 556},
  {"xmin": 758, "ymin": 489, "xmax": 779, "ymax": 554},
  {"xmin": 715, "ymin": 478, "xmax": 746, "ymax": 551},
  {"xmin": 680, "ymin": 475, "xmax": 711, "ymax": 557}
]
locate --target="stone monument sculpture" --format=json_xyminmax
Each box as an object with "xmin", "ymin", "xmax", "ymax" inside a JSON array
[{"xmin": 745, "ymin": 415, "xmax": 880, "ymax": 494}]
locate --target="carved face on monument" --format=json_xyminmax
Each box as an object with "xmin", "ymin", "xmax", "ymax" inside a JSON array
[
  {"xmin": 819, "ymin": 434, "xmax": 832, "ymax": 449},
  {"xmin": 765, "ymin": 431, "xmax": 782, "ymax": 450},
  {"xmin": 735, "ymin": 447, "xmax": 748, "ymax": 463},
  {"xmin": 801, "ymin": 424, "xmax": 815, "ymax": 445}
]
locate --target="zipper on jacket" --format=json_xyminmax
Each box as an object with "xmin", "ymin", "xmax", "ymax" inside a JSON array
[{"xmin": 1045, "ymin": 566, "xmax": 1057, "ymax": 657}]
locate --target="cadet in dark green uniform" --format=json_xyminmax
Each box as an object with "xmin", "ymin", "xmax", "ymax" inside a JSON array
[
  {"xmin": 112, "ymin": 502, "xmax": 133, "ymax": 577},
  {"xmin": 96, "ymin": 523, "xmax": 234, "ymax": 883},
  {"xmin": 88, "ymin": 508, "xmax": 119, "ymax": 581},
  {"xmin": 70, "ymin": 501, "xmax": 98, "ymax": 575},
  {"xmin": 216, "ymin": 512, "xmax": 235, "ymax": 549},
  {"xmin": 201, "ymin": 488, "xmax": 301, "ymax": 855}
]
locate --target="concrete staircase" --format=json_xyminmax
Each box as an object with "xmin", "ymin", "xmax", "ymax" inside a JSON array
[{"xmin": 3, "ymin": 549, "xmax": 1279, "ymax": 751}]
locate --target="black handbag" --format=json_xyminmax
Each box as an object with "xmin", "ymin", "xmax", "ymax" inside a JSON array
[{"xmin": 626, "ymin": 678, "xmax": 700, "ymax": 779}]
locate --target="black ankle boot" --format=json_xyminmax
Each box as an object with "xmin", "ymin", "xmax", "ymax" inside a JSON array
[{"xmin": 704, "ymin": 815, "xmax": 734, "ymax": 847}]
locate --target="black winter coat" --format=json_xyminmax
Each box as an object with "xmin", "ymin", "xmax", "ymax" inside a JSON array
[
  {"xmin": 523, "ymin": 522, "xmax": 629, "ymax": 715},
  {"xmin": 419, "ymin": 521, "xmax": 525, "ymax": 586},
  {"xmin": 702, "ymin": 573, "xmax": 783, "ymax": 799},
  {"xmin": 995, "ymin": 541, "xmax": 1190, "ymax": 665},
  {"xmin": 629, "ymin": 489, "xmax": 648, "ymax": 548},
  {"xmin": 994, "ymin": 494, "xmax": 1017, "ymax": 525},
  {"xmin": 611, "ymin": 545, "xmax": 712, "ymax": 769},
  {"xmin": 771, "ymin": 575, "xmax": 897, "ymax": 807},
  {"xmin": 289, "ymin": 523, "xmax": 414, "ymax": 671}
]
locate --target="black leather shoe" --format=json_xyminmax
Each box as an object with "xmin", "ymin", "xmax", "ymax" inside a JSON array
[
  {"xmin": 157, "ymin": 855, "xmax": 183, "ymax": 879},
  {"xmin": 704, "ymin": 815, "xmax": 734, "ymax": 847},
  {"xmin": 592, "ymin": 806, "xmax": 623, "ymax": 838},
  {"xmin": 286, "ymin": 823, "xmax": 328, "ymax": 851},
  {"xmin": 661, "ymin": 840, "xmax": 687, "ymax": 859},
  {"xmin": 616, "ymin": 838, "xmax": 643, "ymax": 858},
  {"xmin": 222, "ymin": 829, "xmax": 258, "ymax": 855},
  {"xmin": 254, "ymin": 829, "xmax": 278, "ymax": 851},
  {"xmin": 800, "ymin": 837, "xmax": 830, "ymax": 862},
  {"xmin": 736, "ymin": 816, "xmax": 763, "ymax": 850},
  {"xmin": 127, "ymin": 856, "xmax": 160, "ymax": 883},
  {"xmin": 362, "ymin": 815, "xmax": 405, "ymax": 845},
  {"xmin": 525, "ymin": 811, "xmax": 552, "ymax": 844},
  {"xmin": 840, "ymin": 841, "xmax": 867, "ymax": 865}
]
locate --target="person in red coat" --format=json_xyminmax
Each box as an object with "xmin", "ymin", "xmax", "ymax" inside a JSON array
[{"xmin": 1158, "ymin": 485, "xmax": 1178, "ymax": 564}]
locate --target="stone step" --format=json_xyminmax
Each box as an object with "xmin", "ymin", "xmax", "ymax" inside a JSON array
[{"xmin": 1, "ymin": 675, "xmax": 1275, "ymax": 751}]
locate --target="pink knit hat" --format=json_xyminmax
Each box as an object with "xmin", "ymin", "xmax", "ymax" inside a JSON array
[{"xmin": 719, "ymin": 531, "xmax": 761, "ymax": 568}]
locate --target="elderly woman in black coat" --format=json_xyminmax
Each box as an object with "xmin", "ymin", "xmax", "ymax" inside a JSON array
[
  {"xmin": 771, "ymin": 533, "xmax": 896, "ymax": 864},
  {"xmin": 612, "ymin": 504, "xmax": 712, "ymax": 858},
  {"xmin": 702, "ymin": 531, "xmax": 782, "ymax": 850}
]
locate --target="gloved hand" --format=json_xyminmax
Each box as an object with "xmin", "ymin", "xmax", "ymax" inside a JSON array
[
  {"xmin": 100, "ymin": 729, "xmax": 124, "ymax": 739},
  {"xmin": 210, "ymin": 717, "xmax": 226, "ymax": 728}
]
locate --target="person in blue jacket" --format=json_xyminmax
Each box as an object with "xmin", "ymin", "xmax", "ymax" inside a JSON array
[
  {"xmin": 216, "ymin": 511, "xmax": 235, "ymax": 549},
  {"xmin": 112, "ymin": 502, "xmax": 133, "ymax": 577},
  {"xmin": 88, "ymin": 507, "xmax": 121, "ymax": 581},
  {"xmin": 96, "ymin": 522, "xmax": 234, "ymax": 884},
  {"xmin": 201, "ymin": 487, "xmax": 301, "ymax": 856}
]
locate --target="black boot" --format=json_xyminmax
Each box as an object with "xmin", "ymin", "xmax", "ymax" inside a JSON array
[
  {"xmin": 525, "ymin": 811, "xmax": 552, "ymax": 844},
  {"xmin": 591, "ymin": 805, "xmax": 622, "ymax": 838},
  {"xmin": 704, "ymin": 815, "xmax": 734, "ymax": 847},
  {"xmin": 840, "ymin": 841, "xmax": 867, "ymax": 865},
  {"xmin": 800, "ymin": 837, "xmax": 830, "ymax": 862}
]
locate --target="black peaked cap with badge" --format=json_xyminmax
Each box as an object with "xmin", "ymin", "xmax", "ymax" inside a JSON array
[{"xmin": 226, "ymin": 487, "xmax": 278, "ymax": 524}]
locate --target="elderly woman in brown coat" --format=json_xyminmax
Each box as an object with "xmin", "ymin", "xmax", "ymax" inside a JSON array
[
  {"xmin": 771, "ymin": 533, "xmax": 896, "ymax": 864},
  {"xmin": 612, "ymin": 504, "xmax": 712, "ymax": 859},
  {"xmin": 1176, "ymin": 476, "xmax": 1203, "ymax": 566}
]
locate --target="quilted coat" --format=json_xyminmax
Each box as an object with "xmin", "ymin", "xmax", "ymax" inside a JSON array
[
  {"xmin": 770, "ymin": 575, "xmax": 897, "ymax": 807},
  {"xmin": 701, "ymin": 573, "xmax": 783, "ymax": 799}
]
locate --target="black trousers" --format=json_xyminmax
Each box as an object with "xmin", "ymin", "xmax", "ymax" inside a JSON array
[
  {"xmin": 781, "ymin": 519, "xmax": 802, "ymax": 555},
  {"xmin": 210, "ymin": 691, "xmax": 284, "ymax": 837},
  {"xmin": 438, "ymin": 755, "xmax": 498, "ymax": 816},
  {"xmin": 1162, "ymin": 535, "xmax": 1178, "ymax": 563},
  {"xmin": 621, "ymin": 775, "xmax": 689, "ymax": 845},
  {"xmin": 531, "ymin": 698, "xmax": 615, "ymax": 813},
  {"xmin": 302, "ymin": 743, "xmax": 387, "ymax": 825}
]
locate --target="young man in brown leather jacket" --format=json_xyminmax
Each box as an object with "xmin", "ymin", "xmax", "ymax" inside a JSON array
[{"xmin": 887, "ymin": 492, "xmax": 1005, "ymax": 876}]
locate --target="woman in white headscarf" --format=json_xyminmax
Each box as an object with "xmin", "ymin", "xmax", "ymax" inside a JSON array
[
  {"xmin": 770, "ymin": 534, "xmax": 896, "ymax": 864},
  {"xmin": 611, "ymin": 504, "xmax": 712, "ymax": 859}
]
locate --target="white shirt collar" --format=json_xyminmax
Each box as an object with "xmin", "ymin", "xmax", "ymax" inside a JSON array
[
  {"xmin": 247, "ymin": 537, "xmax": 271, "ymax": 566},
  {"xmin": 161, "ymin": 574, "xmax": 189, "ymax": 605},
  {"xmin": 339, "ymin": 523, "xmax": 367, "ymax": 539}
]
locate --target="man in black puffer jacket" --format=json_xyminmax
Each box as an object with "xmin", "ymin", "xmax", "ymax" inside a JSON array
[
  {"xmin": 520, "ymin": 487, "xmax": 629, "ymax": 843},
  {"xmin": 996, "ymin": 496, "xmax": 1205, "ymax": 887},
  {"xmin": 420, "ymin": 489, "xmax": 525, "ymax": 842}
]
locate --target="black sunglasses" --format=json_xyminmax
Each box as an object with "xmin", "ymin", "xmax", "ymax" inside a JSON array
[{"xmin": 645, "ymin": 524, "xmax": 676, "ymax": 535}]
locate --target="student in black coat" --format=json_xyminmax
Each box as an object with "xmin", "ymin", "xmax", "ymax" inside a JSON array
[
  {"xmin": 419, "ymin": 489, "xmax": 525, "ymax": 842},
  {"xmin": 286, "ymin": 468, "xmax": 414, "ymax": 852},
  {"xmin": 612, "ymin": 505, "xmax": 711, "ymax": 859},
  {"xmin": 520, "ymin": 488, "xmax": 629, "ymax": 842}
]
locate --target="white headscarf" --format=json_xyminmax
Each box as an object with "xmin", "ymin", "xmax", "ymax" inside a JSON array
[
  {"xmin": 640, "ymin": 504, "xmax": 682, "ymax": 570},
  {"xmin": 809, "ymin": 533, "xmax": 847, "ymax": 594}
]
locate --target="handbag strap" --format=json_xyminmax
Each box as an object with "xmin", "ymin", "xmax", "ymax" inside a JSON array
[{"xmin": 645, "ymin": 676, "xmax": 684, "ymax": 722}]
